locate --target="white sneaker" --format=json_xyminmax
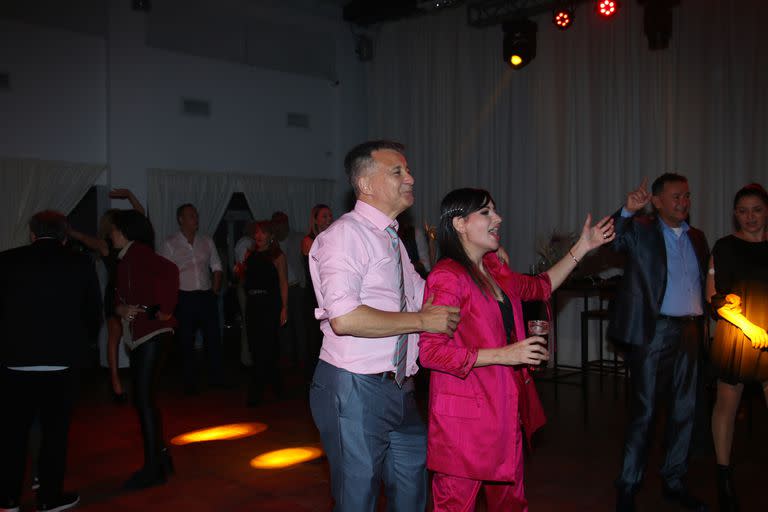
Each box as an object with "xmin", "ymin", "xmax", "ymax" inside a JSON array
[{"xmin": 36, "ymin": 492, "xmax": 80, "ymax": 512}]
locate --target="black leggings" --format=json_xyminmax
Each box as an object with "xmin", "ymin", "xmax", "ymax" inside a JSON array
[{"xmin": 130, "ymin": 335, "xmax": 167, "ymax": 467}]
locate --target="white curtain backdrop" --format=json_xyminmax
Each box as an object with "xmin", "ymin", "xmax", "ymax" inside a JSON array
[
  {"xmin": 365, "ymin": 0, "xmax": 768, "ymax": 364},
  {"xmin": 147, "ymin": 169, "xmax": 336, "ymax": 244},
  {"xmin": 0, "ymin": 157, "xmax": 105, "ymax": 251},
  {"xmin": 238, "ymin": 174, "xmax": 335, "ymax": 232},
  {"xmin": 147, "ymin": 169, "xmax": 237, "ymax": 245}
]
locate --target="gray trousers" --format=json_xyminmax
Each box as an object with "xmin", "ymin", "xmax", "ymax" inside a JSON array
[{"xmin": 309, "ymin": 360, "xmax": 427, "ymax": 512}]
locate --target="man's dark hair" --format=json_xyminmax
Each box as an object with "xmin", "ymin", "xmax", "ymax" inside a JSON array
[
  {"xmin": 343, "ymin": 140, "xmax": 405, "ymax": 194},
  {"xmin": 176, "ymin": 203, "xmax": 196, "ymax": 223},
  {"xmin": 651, "ymin": 173, "xmax": 687, "ymax": 196},
  {"xmin": 113, "ymin": 210, "xmax": 155, "ymax": 249},
  {"xmin": 29, "ymin": 210, "xmax": 69, "ymax": 242}
]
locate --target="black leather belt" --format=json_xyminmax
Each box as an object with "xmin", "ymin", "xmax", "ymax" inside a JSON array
[
  {"xmin": 371, "ymin": 371, "xmax": 398, "ymax": 380},
  {"xmin": 369, "ymin": 371, "xmax": 414, "ymax": 383},
  {"xmin": 658, "ymin": 314, "xmax": 702, "ymax": 322}
]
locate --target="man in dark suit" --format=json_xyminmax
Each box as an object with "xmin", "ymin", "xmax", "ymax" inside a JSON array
[
  {"xmin": 0, "ymin": 211, "xmax": 101, "ymax": 512},
  {"xmin": 608, "ymin": 174, "xmax": 710, "ymax": 512}
]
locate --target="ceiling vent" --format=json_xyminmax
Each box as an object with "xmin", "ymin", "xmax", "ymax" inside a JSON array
[
  {"xmin": 286, "ymin": 112, "xmax": 310, "ymax": 129},
  {"xmin": 181, "ymin": 98, "xmax": 211, "ymax": 117}
]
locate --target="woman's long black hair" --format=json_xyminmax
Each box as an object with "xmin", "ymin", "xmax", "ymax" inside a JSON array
[
  {"xmin": 438, "ymin": 188, "xmax": 496, "ymax": 296},
  {"xmin": 112, "ymin": 209, "xmax": 155, "ymax": 249}
]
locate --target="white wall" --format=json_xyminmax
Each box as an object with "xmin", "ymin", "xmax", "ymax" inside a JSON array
[
  {"xmin": 0, "ymin": 0, "xmax": 368, "ymax": 218},
  {"xmin": 0, "ymin": 20, "xmax": 107, "ymax": 163}
]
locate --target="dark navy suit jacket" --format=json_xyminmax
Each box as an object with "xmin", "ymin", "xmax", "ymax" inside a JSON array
[{"xmin": 607, "ymin": 209, "xmax": 709, "ymax": 347}]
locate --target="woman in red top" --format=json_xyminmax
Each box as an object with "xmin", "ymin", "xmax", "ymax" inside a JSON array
[
  {"xmin": 419, "ymin": 188, "xmax": 614, "ymax": 511},
  {"xmin": 111, "ymin": 210, "xmax": 179, "ymax": 490}
]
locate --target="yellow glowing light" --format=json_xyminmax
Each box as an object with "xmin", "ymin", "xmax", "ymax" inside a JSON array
[
  {"xmin": 510, "ymin": 55, "xmax": 523, "ymax": 66},
  {"xmin": 171, "ymin": 422, "xmax": 267, "ymax": 445},
  {"xmin": 250, "ymin": 447, "xmax": 324, "ymax": 469}
]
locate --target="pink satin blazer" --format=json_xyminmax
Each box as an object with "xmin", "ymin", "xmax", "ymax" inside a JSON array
[{"xmin": 419, "ymin": 253, "xmax": 550, "ymax": 482}]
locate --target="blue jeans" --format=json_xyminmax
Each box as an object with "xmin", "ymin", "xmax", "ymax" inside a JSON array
[{"xmin": 310, "ymin": 360, "xmax": 427, "ymax": 512}]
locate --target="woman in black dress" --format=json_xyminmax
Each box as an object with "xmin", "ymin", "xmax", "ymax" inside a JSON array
[
  {"xmin": 239, "ymin": 220, "xmax": 288, "ymax": 406},
  {"xmin": 706, "ymin": 183, "xmax": 768, "ymax": 511}
]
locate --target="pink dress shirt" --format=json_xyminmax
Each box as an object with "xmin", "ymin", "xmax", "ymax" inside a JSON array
[
  {"xmin": 309, "ymin": 200, "xmax": 425, "ymax": 375},
  {"xmin": 159, "ymin": 231, "xmax": 222, "ymax": 292},
  {"xmin": 419, "ymin": 254, "xmax": 550, "ymax": 483}
]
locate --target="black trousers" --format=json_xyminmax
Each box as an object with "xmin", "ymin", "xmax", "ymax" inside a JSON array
[
  {"xmin": 245, "ymin": 295, "xmax": 281, "ymax": 399},
  {"xmin": 617, "ymin": 317, "xmax": 702, "ymax": 493},
  {"xmin": 0, "ymin": 367, "xmax": 77, "ymax": 503},
  {"xmin": 175, "ymin": 290, "xmax": 223, "ymax": 389},
  {"xmin": 130, "ymin": 335, "xmax": 167, "ymax": 469}
]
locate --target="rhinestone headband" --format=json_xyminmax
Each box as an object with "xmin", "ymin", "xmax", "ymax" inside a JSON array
[{"xmin": 440, "ymin": 207, "xmax": 464, "ymax": 219}]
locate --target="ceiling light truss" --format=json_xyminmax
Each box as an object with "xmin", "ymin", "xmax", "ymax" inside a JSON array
[{"xmin": 467, "ymin": 0, "xmax": 592, "ymax": 27}]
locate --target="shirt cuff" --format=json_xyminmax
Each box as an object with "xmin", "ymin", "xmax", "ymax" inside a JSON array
[
  {"xmin": 620, "ymin": 207, "xmax": 633, "ymax": 218},
  {"xmin": 317, "ymin": 297, "xmax": 362, "ymax": 321}
]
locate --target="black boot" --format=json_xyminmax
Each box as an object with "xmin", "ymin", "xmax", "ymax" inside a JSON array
[
  {"xmin": 123, "ymin": 461, "xmax": 167, "ymax": 490},
  {"xmin": 716, "ymin": 464, "xmax": 739, "ymax": 512},
  {"xmin": 160, "ymin": 447, "xmax": 175, "ymax": 476}
]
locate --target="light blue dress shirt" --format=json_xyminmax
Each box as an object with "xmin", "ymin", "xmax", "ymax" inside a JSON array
[{"xmin": 621, "ymin": 208, "xmax": 702, "ymax": 316}]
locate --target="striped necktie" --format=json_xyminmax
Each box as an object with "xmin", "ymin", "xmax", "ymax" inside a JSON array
[{"xmin": 385, "ymin": 225, "xmax": 408, "ymax": 387}]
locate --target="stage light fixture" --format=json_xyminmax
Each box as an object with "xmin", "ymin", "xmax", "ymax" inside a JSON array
[
  {"xmin": 502, "ymin": 18, "xmax": 538, "ymax": 70},
  {"xmin": 640, "ymin": 0, "xmax": 679, "ymax": 51},
  {"xmin": 596, "ymin": 0, "xmax": 619, "ymax": 18},
  {"xmin": 553, "ymin": 7, "xmax": 574, "ymax": 31},
  {"xmin": 131, "ymin": 0, "xmax": 151, "ymax": 12}
]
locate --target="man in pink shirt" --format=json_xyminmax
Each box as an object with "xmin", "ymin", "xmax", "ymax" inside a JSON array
[{"xmin": 309, "ymin": 140, "xmax": 460, "ymax": 512}]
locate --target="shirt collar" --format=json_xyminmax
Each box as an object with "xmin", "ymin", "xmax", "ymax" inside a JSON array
[
  {"xmin": 118, "ymin": 240, "xmax": 134, "ymax": 259},
  {"xmin": 354, "ymin": 200, "xmax": 399, "ymax": 231},
  {"xmin": 659, "ymin": 218, "xmax": 690, "ymax": 236}
]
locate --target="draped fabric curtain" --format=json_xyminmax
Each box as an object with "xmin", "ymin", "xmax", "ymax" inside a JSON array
[
  {"xmin": 367, "ymin": 0, "xmax": 768, "ymax": 271},
  {"xmin": 147, "ymin": 169, "xmax": 237, "ymax": 246},
  {"xmin": 365, "ymin": 0, "xmax": 768, "ymax": 364},
  {"xmin": 147, "ymin": 169, "xmax": 336, "ymax": 244},
  {"xmin": 0, "ymin": 157, "xmax": 105, "ymax": 251},
  {"xmin": 238, "ymin": 174, "xmax": 335, "ymax": 232}
]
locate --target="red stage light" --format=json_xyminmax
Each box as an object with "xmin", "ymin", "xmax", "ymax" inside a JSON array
[
  {"xmin": 553, "ymin": 8, "xmax": 574, "ymax": 31},
  {"xmin": 597, "ymin": 0, "xmax": 619, "ymax": 18}
]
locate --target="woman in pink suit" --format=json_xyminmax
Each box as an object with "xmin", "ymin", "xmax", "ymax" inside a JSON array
[{"xmin": 419, "ymin": 188, "xmax": 615, "ymax": 511}]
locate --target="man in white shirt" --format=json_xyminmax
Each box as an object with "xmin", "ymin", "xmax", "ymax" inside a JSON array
[{"xmin": 159, "ymin": 203, "xmax": 225, "ymax": 394}]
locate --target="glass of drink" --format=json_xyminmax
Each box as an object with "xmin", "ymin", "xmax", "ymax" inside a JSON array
[{"xmin": 526, "ymin": 320, "xmax": 549, "ymax": 370}]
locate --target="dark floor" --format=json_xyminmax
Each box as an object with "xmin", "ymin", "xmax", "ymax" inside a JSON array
[{"xmin": 12, "ymin": 348, "xmax": 768, "ymax": 511}]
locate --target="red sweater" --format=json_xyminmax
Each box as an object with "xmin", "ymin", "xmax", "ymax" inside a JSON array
[{"xmin": 115, "ymin": 242, "xmax": 179, "ymax": 341}]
